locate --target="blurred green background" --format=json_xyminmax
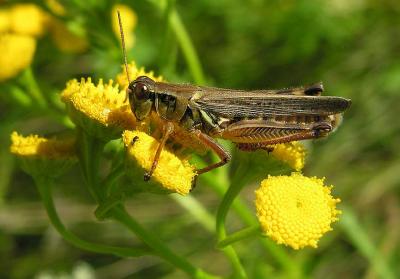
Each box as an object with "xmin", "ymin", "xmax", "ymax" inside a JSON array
[{"xmin": 1, "ymin": 0, "xmax": 400, "ymax": 278}]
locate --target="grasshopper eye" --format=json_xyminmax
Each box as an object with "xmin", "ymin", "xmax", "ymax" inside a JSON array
[{"xmin": 134, "ymin": 83, "xmax": 150, "ymax": 100}]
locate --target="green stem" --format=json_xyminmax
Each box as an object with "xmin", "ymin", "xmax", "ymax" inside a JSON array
[
  {"xmin": 95, "ymin": 195, "xmax": 123, "ymax": 221},
  {"xmin": 260, "ymin": 238, "xmax": 301, "ymax": 279},
  {"xmin": 170, "ymin": 191, "xmax": 251, "ymax": 279},
  {"xmin": 94, "ymin": 152, "xmax": 126, "ymax": 220},
  {"xmin": 206, "ymin": 171, "xmax": 302, "ymax": 278},
  {"xmin": 171, "ymin": 193, "xmax": 249, "ymax": 279},
  {"xmin": 214, "ymin": 164, "xmax": 253, "ymax": 278},
  {"xmin": 218, "ymin": 225, "xmax": 261, "ymax": 249},
  {"xmin": 150, "ymin": 0, "xmax": 205, "ymax": 84},
  {"xmin": 77, "ymin": 130, "xmax": 106, "ymax": 202},
  {"xmin": 214, "ymin": 164, "xmax": 253, "ymax": 279},
  {"xmin": 171, "ymin": 194, "xmax": 214, "ymax": 232},
  {"xmin": 19, "ymin": 67, "xmax": 47, "ymax": 108},
  {"xmin": 203, "ymin": 173, "xmax": 255, "ymax": 225},
  {"xmin": 34, "ymin": 176, "xmax": 150, "ymax": 258},
  {"xmin": 205, "ymin": 154, "xmax": 304, "ymax": 278},
  {"xmin": 103, "ymin": 161, "xmax": 125, "ymax": 196},
  {"xmin": 169, "ymin": 9, "xmax": 205, "ymax": 84},
  {"xmin": 8, "ymin": 85, "xmax": 32, "ymax": 107},
  {"xmin": 158, "ymin": 0, "xmax": 178, "ymax": 74},
  {"xmin": 216, "ymin": 163, "xmax": 254, "ymax": 241},
  {"xmin": 111, "ymin": 206, "xmax": 218, "ymax": 279},
  {"xmin": 223, "ymin": 246, "xmax": 248, "ymax": 278}
]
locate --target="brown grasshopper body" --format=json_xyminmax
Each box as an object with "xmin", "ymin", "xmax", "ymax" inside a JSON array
[
  {"xmin": 127, "ymin": 76, "xmax": 350, "ymax": 180},
  {"xmin": 117, "ymin": 12, "xmax": 351, "ymax": 183}
]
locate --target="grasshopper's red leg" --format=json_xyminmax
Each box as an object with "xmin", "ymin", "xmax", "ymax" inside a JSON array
[
  {"xmin": 192, "ymin": 130, "xmax": 232, "ymax": 175},
  {"xmin": 144, "ymin": 122, "xmax": 174, "ymax": 181}
]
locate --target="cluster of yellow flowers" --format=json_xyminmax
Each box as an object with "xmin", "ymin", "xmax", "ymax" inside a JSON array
[
  {"xmin": 11, "ymin": 62, "xmax": 197, "ymax": 195},
  {"xmin": 10, "ymin": 60, "xmax": 340, "ymax": 248},
  {"xmin": 4, "ymin": 0, "xmax": 343, "ymax": 259},
  {"xmin": 0, "ymin": 2, "xmax": 80, "ymax": 81},
  {"xmin": 0, "ymin": 4, "xmax": 44, "ymax": 81},
  {"xmin": 0, "ymin": 2, "xmax": 136, "ymax": 81},
  {"xmin": 12, "ymin": 61, "xmax": 341, "ymax": 249}
]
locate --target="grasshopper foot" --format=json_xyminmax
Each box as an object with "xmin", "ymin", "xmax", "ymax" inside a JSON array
[
  {"xmin": 131, "ymin": 136, "xmax": 139, "ymax": 146},
  {"xmin": 190, "ymin": 174, "xmax": 199, "ymax": 192},
  {"xmin": 143, "ymin": 172, "xmax": 151, "ymax": 181}
]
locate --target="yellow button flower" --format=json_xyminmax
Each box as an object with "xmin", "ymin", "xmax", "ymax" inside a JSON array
[
  {"xmin": 10, "ymin": 132, "xmax": 77, "ymax": 178},
  {"xmin": 111, "ymin": 4, "xmax": 137, "ymax": 49},
  {"xmin": 9, "ymin": 4, "xmax": 48, "ymax": 37},
  {"xmin": 0, "ymin": 33, "xmax": 36, "ymax": 81},
  {"xmin": 49, "ymin": 19, "xmax": 89, "ymax": 53},
  {"xmin": 123, "ymin": 130, "xmax": 196, "ymax": 195},
  {"xmin": 45, "ymin": 0, "xmax": 66, "ymax": 16},
  {"xmin": 271, "ymin": 142, "xmax": 306, "ymax": 171},
  {"xmin": 255, "ymin": 172, "xmax": 341, "ymax": 249},
  {"xmin": 61, "ymin": 78, "xmax": 136, "ymax": 140},
  {"xmin": 10, "ymin": 132, "xmax": 75, "ymax": 158},
  {"xmin": 0, "ymin": 10, "xmax": 10, "ymax": 32}
]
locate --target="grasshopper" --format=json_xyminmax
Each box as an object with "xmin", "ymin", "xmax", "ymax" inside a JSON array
[{"xmin": 117, "ymin": 12, "xmax": 351, "ymax": 183}]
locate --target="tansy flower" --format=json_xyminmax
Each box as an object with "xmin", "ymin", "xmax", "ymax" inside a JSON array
[
  {"xmin": 49, "ymin": 19, "xmax": 89, "ymax": 53},
  {"xmin": 10, "ymin": 132, "xmax": 76, "ymax": 158},
  {"xmin": 0, "ymin": 33, "xmax": 36, "ymax": 81},
  {"xmin": 0, "ymin": 10, "xmax": 10, "ymax": 32},
  {"xmin": 255, "ymin": 172, "xmax": 341, "ymax": 249},
  {"xmin": 10, "ymin": 132, "xmax": 77, "ymax": 178},
  {"xmin": 112, "ymin": 4, "xmax": 137, "ymax": 49},
  {"xmin": 9, "ymin": 4, "xmax": 49, "ymax": 37},
  {"xmin": 45, "ymin": 0, "xmax": 66, "ymax": 16},
  {"xmin": 116, "ymin": 61, "xmax": 163, "ymax": 89},
  {"xmin": 271, "ymin": 142, "xmax": 306, "ymax": 171},
  {"xmin": 123, "ymin": 130, "xmax": 196, "ymax": 195},
  {"xmin": 61, "ymin": 78, "xmax": 136, "ymax": 140}
]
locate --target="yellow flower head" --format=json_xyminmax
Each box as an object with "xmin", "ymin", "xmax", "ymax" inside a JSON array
[
  {"xmin": 10, "ymin": 132, "xmax": 75, "ymax": 158},
  {"xmin": 0, "ymin": 33, "xmax": 36, "ymax": 81},
  {"xmin": 10, "ymin": 132, "xmax": 77, "ymax": 178},
  {"xmin": 49, "ymin": 19, "xmax": 89, "ymax": 53},
  {"xmin": 112, "ymin": 4, "xmax": 137, "ymax": 49},
  {"xmin": 0, "ymin": 10, "xmax": 10, "ymax": 32},
  {"xmin": 271, "ymin": 142, "xmax": 306, "ymax": 171},
  {"xmin": 46, "ymin": 0, "xmax": 66, "ymax": 16},
  {"xmin": 61, "ymin": 78, "xmax": 136, "ymax": 140},
  {"xmin": 123, "ymin": 130, "xmax": 196, "ymax": 195},
  {"xmin": 10, "ymin": 4, "xmax": 48, "ymax": 37},
  {"xmin": 116, "ymin": 61, "xmax": 163, "ymax": 89},
  {"xmin": 255, "ymin": 172, "xmax": 341, "ymax": 249}
]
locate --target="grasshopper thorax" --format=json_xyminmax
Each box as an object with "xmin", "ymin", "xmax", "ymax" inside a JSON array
[{"xmin": 127, "ymin": 76, "xmax": 155, "ymax": 120}]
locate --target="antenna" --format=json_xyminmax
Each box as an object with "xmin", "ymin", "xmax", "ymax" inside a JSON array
[{"xmin": 117, "ymin": 11, "xmax": 131, "ymax": 85}]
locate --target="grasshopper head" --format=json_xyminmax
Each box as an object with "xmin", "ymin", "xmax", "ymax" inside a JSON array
[{"xmin": 127, "ymin": 76, "xmax": 155, "ymax": 120}]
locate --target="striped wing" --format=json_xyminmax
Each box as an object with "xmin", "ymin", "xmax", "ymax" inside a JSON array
[{"xmin": 194, "ymin": 94, "xmax": 351, "ymax": 118}]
